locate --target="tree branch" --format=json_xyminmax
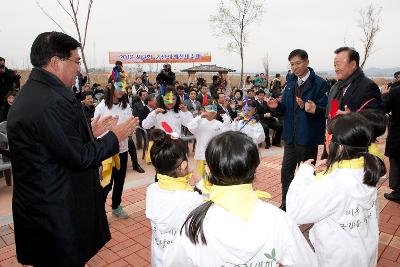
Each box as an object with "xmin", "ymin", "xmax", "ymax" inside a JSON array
[
  {"xmin": 56, "ymin": 0, "xmax": 75, "ymax": 23},
  {"xmin": 75, "ymin": 0, "xmax": 80, "ymax": 14},
  {"xmin": 82, "ymin": 0, "xmax": 93, "ymax": 49},
  {"xmin": 35, "ymin": 0, "xmax": 67, "ymax": 33}
]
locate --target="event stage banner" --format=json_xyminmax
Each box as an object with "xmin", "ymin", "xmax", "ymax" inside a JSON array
[{"xmin": 109, "ymin": 51, "xmax": 211, "ymax": 64}]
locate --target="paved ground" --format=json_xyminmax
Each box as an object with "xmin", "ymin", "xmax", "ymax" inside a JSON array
[{"xmin": 0, "ymin": 142, "xmax": 399, "ymax": 267}]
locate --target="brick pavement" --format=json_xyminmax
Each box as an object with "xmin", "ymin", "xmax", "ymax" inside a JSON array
[{"xmin": 1, "ymin": 151, "xmax": 399, "ymax": 267}]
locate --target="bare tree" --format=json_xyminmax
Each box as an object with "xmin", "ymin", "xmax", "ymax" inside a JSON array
[
  {"xmin": 358, "ymin": 3, "xmax": 382, "ymax": 69},
  {"xmin": 36, "ymin": 0, "xmax": 94, "ymax": 80},
  {"xmin": 262, "ymin": 51, "xmax": 271, "ymax": 87},
  {"xmin": 210, "ymin": 0, "xmax": 265, "ymax": 87}
]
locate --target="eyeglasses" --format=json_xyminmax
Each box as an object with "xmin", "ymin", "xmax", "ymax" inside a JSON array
[
  {"xmin": 63, "ymin": 58, "xmax": 82, "ymax": 66},
  {"xmin": 290, "ymin": 61, "xmax": 304, "ymax": 67}
]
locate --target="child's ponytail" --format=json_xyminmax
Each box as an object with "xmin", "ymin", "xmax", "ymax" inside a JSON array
[{"xmin": 363, "ymin": 152, "xmax": 386, "ymax": 187}]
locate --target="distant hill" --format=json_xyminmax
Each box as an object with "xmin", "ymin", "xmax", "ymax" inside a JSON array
[
  {"xmin": 363, "ymin": 67, "xmax": 400, "ymax": 78},
  {"xmin": 314, "ymin": 67, "xmax": 400, "ymax": 78}
]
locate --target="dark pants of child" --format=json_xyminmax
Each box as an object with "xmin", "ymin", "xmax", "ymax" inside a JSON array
[{"xmin": 102, "ymin": 151, "xmax": 128, "ymax": 209}]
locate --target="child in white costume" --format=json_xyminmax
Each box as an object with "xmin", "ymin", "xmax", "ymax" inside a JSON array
[
  {"xmin": 231, "ymin": 98, "xmax": 265, "ymax": 145},
  {"xmin": 145, "ymin": 129, "xmax": 203, "ymax": 267},
  {"xmin": 287, "ymin": 113, "xmax": 386, "ymax": 267},
  {"xmin": 164, "ymin": 131, "xmax": 317, "ymax": 267},
  {"xmin": 187, "ymin": 100, "xmax": 231, "ymax": 177},
  {"xmin": 142, "ymin": 87, "xmax": 193, "ymax": 138}
]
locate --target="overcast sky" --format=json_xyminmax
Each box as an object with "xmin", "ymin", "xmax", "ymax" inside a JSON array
[{"xmin": 1, "ymin": 0, "xmax": 399, "ymax": 72}]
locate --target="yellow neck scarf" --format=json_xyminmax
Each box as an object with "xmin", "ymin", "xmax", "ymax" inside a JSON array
[
  {"xmin": 368, "ymin": 143, "xmax": 384, "ymax": 161},
  {"xmin": 205, "ymin": 181, "xmax": 271, "ymax": 221},
  {"xmin": 315, "ymin": 157, "xmax": 364, "ymax": 180},
  {"xmin": 157, "ymin": 173, "xmax": 193, "ymax": 191}
]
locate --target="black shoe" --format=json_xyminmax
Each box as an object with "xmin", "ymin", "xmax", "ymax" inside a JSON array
[
  {"xmin": 384, "ymin": 192, "xmax": 400, "ymax": 202},
  {"xmin": 133, "ymin": 164, "xmax": 145, "ymax": 173},
  {"xmin": 265, "ymin": 144, "xmax": 271, "ymax": 149}
]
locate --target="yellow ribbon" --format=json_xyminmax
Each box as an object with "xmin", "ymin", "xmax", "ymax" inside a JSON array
[
  {"xmin": 315, "ymin": 157, "xmax": 364, "ymax": 180},
  {"xmin": 368, "ymin": 143, "xmax": 384, "ymax": 161},
  {"xmin": 157, "ymin": 173, "xmax": 193, "ymax": 191},
  {"xmin": 145, "ymin": 140, "xmax": 154, "ymax": 164},
  {"xmin": 100, "ymin": 154, "xmax": 120, "ymax": 187},
  {"xmin": 205, "ymin": 182, "xmax": 271, "ymax": 221}
]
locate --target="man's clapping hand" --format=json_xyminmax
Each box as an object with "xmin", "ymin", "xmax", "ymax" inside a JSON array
[{"xmin": 91, "ymin": 115, "xmax": 118, "ymax": 138}]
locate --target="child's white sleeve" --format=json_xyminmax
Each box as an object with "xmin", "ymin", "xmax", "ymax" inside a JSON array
[
  {"xmin": 252, "ymin": 122, "xmax": 266, "ymax": 145},
  {"xmin": 286, "ymin": 164, "xmax": 342, "ymax": 225},
  {"xmin": 181, "ymin": 111, "xmax": 194, "ymax": 127},
  {"xmin": 93, "ymin": 101, "xmax": 107, "ymax": 137},
  {"xmin": 279, "ymin": 216, "xmax": 318, "ymax": 267},
  {"xmin": 187, "ymin": 115, "xmax": 202, "ymax": 135},
  {"xmin": 142, "ymin": 110, "xmax": 157, "ymax": 129},
  {"xmin": 94, "ymin": 100, "xmax": 105, "ymax": 118},
  {"xmin": 163, "ymin": 233, "xmax": 196, "ymax": 267},
  {"xmin": 221, "ymin": 114, "xmax": 232, "ymax": 132},
  {"xmin": 231, "ymin": 120, "xmax": 239, "ymax": 131}
]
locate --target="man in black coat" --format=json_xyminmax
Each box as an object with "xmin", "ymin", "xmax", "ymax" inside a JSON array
[
  {"xmin": 7, "ymin": 32, "xmax": 139, "ymax": 267},
  {"xmin": 255, "ymin": 89, "xmax": 282, "ymax": 148},
  {"xmin": 81, "ymin": 91, "xmax": 95, "ymax": 126},
  {"xmin": 382, "ymin": 71, "xmax": 400, "ymax": 202},
  {"xmin": 326, "ymin": 47, "xmax": 382, "ymax": 117},
  {"xmin": 129, "ymin": 89, "xmax": 153, "ymax": 173},
  {"xmin": 156, "ymin": 63, "xmax": 175, "ymax": 86},
  {"xmin": 0, "ymin": 57, "xmax": 21, "ymax": 105},
  {"xmin": 131, "ymin": 89, "xmax": 148, "ymax": 150}
]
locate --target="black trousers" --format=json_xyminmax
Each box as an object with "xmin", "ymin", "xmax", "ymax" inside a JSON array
[
  {"xmin": 389, "ymin": 156, "xmax": 400, "ymax": 193},
  {"xmin": 135, "ymin": 128, "xmax": 144, "ymax": 149},
  {"xmin": 260, "ymin": 119, "xmax": 283, "ymax": 145},
  {"xmin": 128, "ymin": 136, "xmax": 139, "ymax": 166},
  {"xmin": 103, "ymin": 151, "xmax": 128, "ymax": 209},
  {"xmin": 281, "ymin": 142, "xmax": 318, "ymax": 207}
]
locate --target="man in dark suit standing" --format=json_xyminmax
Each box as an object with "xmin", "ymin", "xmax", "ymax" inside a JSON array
[
  {"xmin": 129, "ymin": 89, "xmax": 151, "ymax": 173},
  {"xmin": 267, "ymin": 49, "xmax": 327, "ymax": 211},
  {"xmin": 382, "ymin": 71, "xmax": 400, "ymax": 202},
  {"xmin": 255, "ymin": 89, "xmax": 282, "ymax": 148},
  {"xmin": 7, "ymin": 31, "xmax": 139, "ymax": 267}
]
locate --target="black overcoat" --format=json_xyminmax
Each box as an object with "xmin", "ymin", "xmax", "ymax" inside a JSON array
[
  {"xmin": 7, "ymin": 67, "xmax": 119, "ymax": 266},
  {"xmin": 383, "ymin": 83, "xmax": 400, "ymax": 157}
]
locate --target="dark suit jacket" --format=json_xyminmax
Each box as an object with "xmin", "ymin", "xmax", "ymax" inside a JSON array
[
  {"xmin": 132, "ymin": 101, "xmax": 150, "ymax": 126},
  {"xmin": 256, "ymin": 100, "xmax": 276, "ymax": 122},
  {"xmin": 184, "ymin": 99, "xmax": 201, "ymax": 113},
  {"xmin": 383, "ymin": 82, "xmax": 400, "ymax": 157},
  {"xmin": 196, "ymin": 93, "xmax": 213, "ymax": 106},
  {"xmin": 177, "ymin": 93, "xmax": 189, "ymax": 103},
  {"xmin": 216, "ymin": 104, "xmax": 237, "ymax": 122}
]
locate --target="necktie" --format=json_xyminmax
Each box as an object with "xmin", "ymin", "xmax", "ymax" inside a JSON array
[
  {"xmin": 298, "ymin": 79, "xmax": 304, "ymax": 86},
  {"xmin": 203, "ymin": 94, "xmax": 207, "ymax": 106}
]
